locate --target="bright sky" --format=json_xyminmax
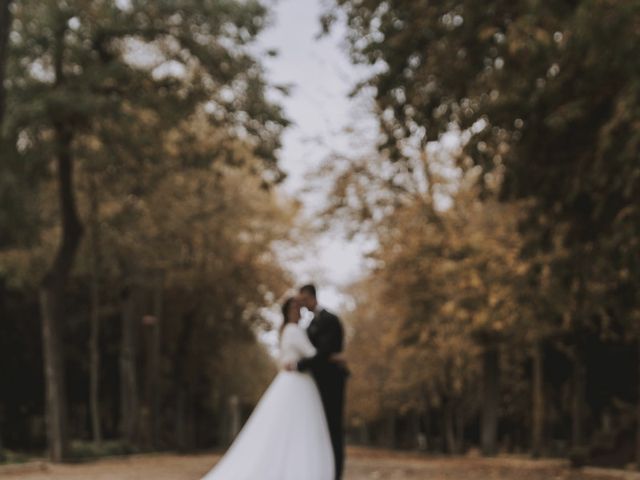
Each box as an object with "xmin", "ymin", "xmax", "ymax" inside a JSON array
[{"xmin": 256, "ymin": 0, "xmax": 374, "ymax": 311}]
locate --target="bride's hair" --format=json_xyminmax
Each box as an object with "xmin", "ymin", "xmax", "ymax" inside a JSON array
[{"xmin": 279, "ymin": 297, "xmax": 295, "ymax": 336}]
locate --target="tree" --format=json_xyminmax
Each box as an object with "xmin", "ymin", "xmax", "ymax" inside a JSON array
[
  {"xmin": 5, "ymin": 0, "xmax": 286, "ymax": 460},
  {"xmin": 330, "ymin": 0, "xmax": 640, "ymax": 461},
  {"xmin": 86, "ymin": 171, "xmax": 102, "ymax": 445},
  {"xmin": 0, "ymin": 111, "xmax": 294, "ymax": 454},
  {"xmin": 335, "ymin": 149, "xmax": 529, "ymax": 451}
]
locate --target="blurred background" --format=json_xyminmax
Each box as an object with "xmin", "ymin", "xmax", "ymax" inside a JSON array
[{"xmin": 0, "ymin": 0, "xmax": 639, "ymax": 472}]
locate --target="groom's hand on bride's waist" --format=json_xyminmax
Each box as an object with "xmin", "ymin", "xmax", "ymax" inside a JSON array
[{"xmin": 330, "ymin": 352, "xmax": 347, "ymax": 364}]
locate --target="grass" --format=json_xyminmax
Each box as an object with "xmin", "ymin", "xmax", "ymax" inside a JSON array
[
  {"xmin": 1, "ymin": 440, "xmax": 138, "ymax": 465},
  {"xmin": 67, "ymin": 440, "xmax": 136, "ymax": 462},
  {"xmin": 0, "ymin": 449, "xmax": 33, "ymax": 465}
]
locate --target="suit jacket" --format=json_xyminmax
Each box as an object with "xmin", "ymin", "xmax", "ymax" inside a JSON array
[{"xmin": 298, "ymin": 308, "xmax": 347, "ymax": 379}]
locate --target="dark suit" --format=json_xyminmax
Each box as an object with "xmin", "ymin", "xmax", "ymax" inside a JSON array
[{"xmin": 298, "ymin": 308, "xmax": 347, "ymax": 480}]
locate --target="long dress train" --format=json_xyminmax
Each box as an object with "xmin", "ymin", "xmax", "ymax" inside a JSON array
[{"xmin": 201, "ymin": 323, "xmax": 335, "ymax": 480}]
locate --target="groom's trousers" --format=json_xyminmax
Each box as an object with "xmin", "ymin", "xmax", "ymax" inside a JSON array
[
  {"xmin": 316, "ymin": 371, "xmax": 346, "ymax": 480},
  {"xmin": 298, "ymin": 309, "xmax": 348, "ymax": 480}
]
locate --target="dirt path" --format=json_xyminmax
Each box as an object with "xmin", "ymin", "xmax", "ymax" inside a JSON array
[{"xmin": 0, "ymin": 447, "xmax": 635, "ymax": 480}]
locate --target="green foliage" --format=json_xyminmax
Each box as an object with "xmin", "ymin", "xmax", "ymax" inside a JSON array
[
  {"xmin": 1, "ymin": 0, "xmax": 288, "ymax": 248},
  {"xmin": 346, "ymin": 190, "xmax": 524, "ymax": 423},
  {"xmin": 329, "ymin": 0, "xmax": 640, "ymax": 327},
  {"xmin": 67, "ymin": 440, "xmax": 135, "ymax": 461},
  {"xmin": 330, "ymin": 0, "xmax": 640, "ymax": 458},
  {"xmin": 0, "ymin": 0, "xmax": 293, "ymax": 454},
  {"xmin": 0, "ymin": 450, "xmax": 32, "ymax": 465}
]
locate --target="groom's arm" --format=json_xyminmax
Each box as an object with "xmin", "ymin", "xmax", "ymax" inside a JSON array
[{"xmin": 297, "ymin": 315, "xmax": 343, "ymax": 372}]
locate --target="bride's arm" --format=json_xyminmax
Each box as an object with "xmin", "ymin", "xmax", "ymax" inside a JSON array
[
  {"xmin": 283, "ymin": 327, "xmax": 316, "ymax": 371},
  {"xmin": 294, "ymin": 327, "xmax": 317, "ymax": 358}
]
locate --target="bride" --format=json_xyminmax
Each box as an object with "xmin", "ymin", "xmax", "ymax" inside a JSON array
[{"xmin": 201, "ymin": 296, "xmax": 335, "ymax": 480}]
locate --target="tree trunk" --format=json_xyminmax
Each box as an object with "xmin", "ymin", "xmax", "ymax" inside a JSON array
[
  {"xmin": 456, "ymin": 404, "xmax": 465, "ymax": 454},
  {"xmin": 88, "ymin": 175, "xmax": 102, "ymax": 445},
  {"xmin": 228, "ymin": 395, "xmax": 241, "ymax": 445},
  {"xmin": 142, "ymin": 275, "xmax": 163, "ymax": 449},
  {"xmin": 40, "ymin": 287, "xmax": 68, "ymax": 462},
  {"xmin": 0, "ymin": 0, "xmax": 13, "ymax": 123},
  {"xmin": 0, "ymin": 279, "xmax": 6, "ymax": 463},
  {"xmin": 174, "ymin": 311, "xmax": 196, "ymax": 451},
  {"xmin": 571, "ymin": 353, "xmax": 586, "ymax": 449},
  {"xmin": 481, "ymin": 345, "xmax": 500, "ymax": 456},
  {"xmin": 0, "ymin": 403, "xmax": 5, "ymax": 462},
  {"xmin": 636, "ymin": 338, "xmax": 640, "ymax": 470},
  {"xmin": 412, "ymin": 411, "xmax": 424, "ymax": 450},
  {"xmin": 444, "ymin": 399, "xmax": 456, "ymax": 454},
  {"xmin": 153, "ymin": 277, "xmax": 162, "ymax": 445},
  {"xmin": 532, "ymin": 341, "xmax": 545, "ymax": 458},
  {"xmin": 358, "ymin": 422, "xmax": 370, "ymax": 445},
  {"xmin": 40, "ymin": 120, "xmax": 83, "ymax": 461},
  {"xmin": 176, "ymin": 389, "xmax": 187, "ymax": 451},
  {"xmin": 423, "ymin": 409, "xmax": 431, "ymax": 451},
  {"xmin": 120, "ymin": 286, "xmax": 138, "ymax": 446},
  {"xmin": 38, "ymin": 14, "xmax": 81, "ymax": 463}
]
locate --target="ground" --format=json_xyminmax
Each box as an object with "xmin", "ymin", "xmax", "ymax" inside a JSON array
[{"xmin": 0, "ymin": 447, "xmax": 637, "ymax": 480}]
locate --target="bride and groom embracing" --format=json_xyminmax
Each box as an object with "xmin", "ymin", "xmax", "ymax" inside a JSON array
[{"xmin": 202, "ymin": 284, "xmax": 349, "ymax": 480}]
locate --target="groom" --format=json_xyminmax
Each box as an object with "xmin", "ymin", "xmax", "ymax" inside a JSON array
[{"xmin": 296, "ymin": 284, "xmax": 347, "ymax": 480}]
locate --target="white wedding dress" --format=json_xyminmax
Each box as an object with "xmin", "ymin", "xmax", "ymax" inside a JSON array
[{"xmin": 201, "ymin": 323, "xmax": 335, "ymax": 480}]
